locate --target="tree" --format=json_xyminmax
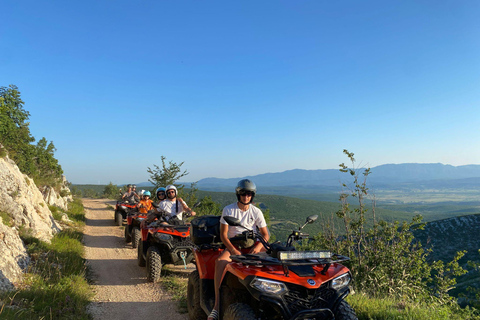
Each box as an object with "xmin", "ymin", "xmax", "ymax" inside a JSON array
[
  {"xmin": 0, "ymin": 85, "xmax": 63, "ymax": 188},
  {"xmin": 147, "ymin": 156, "xmax": 189, "ymax": 191},
  {"xmin": 103, "ymin": 182, "xmax": 121, "ymax": 199}
]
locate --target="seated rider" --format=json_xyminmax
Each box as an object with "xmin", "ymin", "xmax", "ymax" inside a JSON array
[
  {"xmin": 207, "ymin": 179, "xmax": 269, "ymax": 320},
  {"xmin": 137, "ymin": 191, "xmax": 154, "ymax": 215},
  {"xmin": 157, "ymin": 185, "xmax": 196, "ymax": 224},
  {"xmin": 122, "ymin": 184, "xmax": 139, "ymax": 203},
  {"xmin": 146, "ymin": 187, "xmax": 167, "ymax": 224}
]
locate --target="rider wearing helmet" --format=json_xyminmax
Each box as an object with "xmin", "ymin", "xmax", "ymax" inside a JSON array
[
  {"xmin": 146, "ymin": 187, "xmax": 167, "ymax": 223},
  {"xmin": 208, "ymin": 179, "xmax": 269, "ymax": 320},
  {"xmin": 137, "ymin": 190, "xmax": 154, "ymax": 214},
  {"xmin": 156, "ymin": 187, "xmax": 167, "ymax": 203},
  {"xmin": 157, "ymin": 184, "xmax": 196, "ymax": 223},
  {"xmin": 122, "ymin": 184, "xmax": 139, "ymax": 203}
]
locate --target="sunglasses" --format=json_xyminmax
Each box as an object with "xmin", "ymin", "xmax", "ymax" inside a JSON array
[
  {"xmin": 167, "ymin": 191, "xmax": 176, "ymax": 194},
  {"xmin": 239, "ymin": 191, "xmax": 254, "ymax": 197},
  {"xmin": 157, "ymin": 192, "xmax": 165, "ymax": 196}
]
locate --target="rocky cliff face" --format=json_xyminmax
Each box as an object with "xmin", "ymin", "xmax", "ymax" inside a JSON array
[
  {"xmin": 0, "ymin": 219, "xmax": 29, "ymax": 291},
  {"xmin": 0, "ymin": 155, "xmax": 71, "ymax": 292},
  {"xmin": 40, "ymin": 176, "xmax": 73, "ymax": 211}
]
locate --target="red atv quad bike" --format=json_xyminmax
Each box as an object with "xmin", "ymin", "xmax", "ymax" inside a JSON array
[
  {"xmin": 187, "ymin": 214, "xmax": 358, "ymax": 320},
  {"xmin": 125, "ymin": 209, "xmax": 149, "ymax": 248},
  {"xmin": 137, "ymin": 202, "xmax": 200, "ymax": 283},
  {"xmin": 114, "ymin": 200, "xmax": 137, "ymax": 226}
]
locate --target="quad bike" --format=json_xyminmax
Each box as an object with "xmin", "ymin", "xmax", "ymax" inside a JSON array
[
  {"xmin": 137, "ymin": 202, "xmax": 200, "ymax": 283},
  {"xmin": 187, "ymin": 214, "xmax": 358, "ymax": 320},
  {"xmin": 114, "ymin": 200, "xmax": 138, "ymax": 226},
  {"xmin": 125, "ymin": 208, "xmax": 151, "ymax": 248}
]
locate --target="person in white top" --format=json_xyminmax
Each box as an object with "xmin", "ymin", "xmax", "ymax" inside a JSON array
[
  {"xmin": 158, "ymin": 185, "xmax": 196, "ymax": 222},
  {"xmin": 207, "ymin": 179, "xmax": 269, "ymax": 320}
]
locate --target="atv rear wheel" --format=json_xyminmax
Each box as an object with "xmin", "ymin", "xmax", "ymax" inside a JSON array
[
  {"xmin": 124, "ymin": 225, "xmax": 132, "ymax": 243},
  {"xmin": 333, "ymin": 300, "xmax": 358, "ymax": 320},
  {"xmin": 223, "ymin": 303, "xmax": 256, "ymax": 320},
  {"xmin": 137, "ymin": 240, "xmax": 146, "ymax": 267},
  {"xmin": 132, "ymin": 227, "xmax": 141, "ymax": 248},
  {"xmin": 116, "ymin": 212, "xmax": 123, "ymax": 226},
  {"xmin": 146, "ymin": 246, "xmax": 162, "ymax": 282},
  {"xmin": 187, "ymin": 270, "xmax": 206, "ymax": 320}
]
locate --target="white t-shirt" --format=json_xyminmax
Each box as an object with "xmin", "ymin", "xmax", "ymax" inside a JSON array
[
  {"xmin": 220, "ymin": 203, "xmax": 267, "ymax": 239},
  {"xmin": 158, "ymin": 198, "xmax": 187, "ymax": 221}
]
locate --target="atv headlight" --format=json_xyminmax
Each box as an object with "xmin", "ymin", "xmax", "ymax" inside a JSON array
[
  {"xmin": 121, "ymin": 206, "xmax": 127, "ymax": 210},
  {"xmin": 331, "ymin": 273, "xmax": 351, "ymax": 290},
  {"xmin": 278, "ymin": 251, "xmax": 331, "ymax": 261},
  {"xmin": 250, "ymin": 278, "xmax": 287, "ymax": 295},
  {"xmin": 137, "ymin": 218, "xmax": 145, "ymax": 221},
  {"xmin": 155, "ymin": 233, "xmax": 172, "ymax": 241}
]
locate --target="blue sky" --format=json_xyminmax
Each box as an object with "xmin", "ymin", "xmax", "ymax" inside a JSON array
[{"xmin": 1, "ymin": 1, "xmax": 479, "ymax": 184}]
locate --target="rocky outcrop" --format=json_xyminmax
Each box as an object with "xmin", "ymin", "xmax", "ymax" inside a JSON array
[
  {"xmin": 40, "ymin": 176, "xmax": 73, "ymax": 211},
  {"xmin": 0, "ymin": 218, "xmax": 29, "ymax": 291},
  {"xmin": 0, "ymin": 148, "xmax": 76, "ymax": 292},
  {"xmin": 0, "ymin": 156, "xmax": 61, "ymax": 242}
]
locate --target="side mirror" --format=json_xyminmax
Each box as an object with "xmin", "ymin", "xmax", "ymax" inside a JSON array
[
  {"xmin": 223, "ymin": 216, "xmax": 242, "ymax": 227},
  {"xmin": 306, "ymin": 215, "xmax": 318, "ymax": 224}
]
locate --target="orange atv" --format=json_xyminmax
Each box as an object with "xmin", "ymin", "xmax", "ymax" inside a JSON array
[
  {"xmin": 114, "ymin": 201, "xmax": 137, "ymax": 226},
  {"xmin": 137, "ymin": 203, "xmax": 200, "ymax": 282},
  {"xmin": 125, "ymin": 209, "xmax": 149, "ymax": 248},
  {"xmin": 187, "ymin": 215, "xmax": 358, "ymax": 320}
]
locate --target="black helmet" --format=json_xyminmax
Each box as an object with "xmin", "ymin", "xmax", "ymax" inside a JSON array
[
  {"xmin": 127, "ymin": 184, "xmax": 133, "ymax": 188},
  {"xmin": 235, "ymin": 179, "xmax": 256, "ymax": 204}
]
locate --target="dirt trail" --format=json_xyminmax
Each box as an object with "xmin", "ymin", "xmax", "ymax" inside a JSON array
[{"xmin": 83, "ymin": 198, "xmax": 188, "ymax": 320}]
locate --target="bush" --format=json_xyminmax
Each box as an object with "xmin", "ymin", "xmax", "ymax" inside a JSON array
[
  {"xmin": 301, "ymin": 150, "xmax": 470, "ymax": 306},
  {"xmin": 103, "ymin": 182, "xmax": 121, "ymax": 199}
]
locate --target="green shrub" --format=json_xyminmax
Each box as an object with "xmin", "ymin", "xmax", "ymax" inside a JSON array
[
  {"xmin": 301, "ymin": 150, "xmax": 471, "ymax": 306},
  {"xmin": 0, "ymin": 211, "xmax": 14, "ymax": 227}
]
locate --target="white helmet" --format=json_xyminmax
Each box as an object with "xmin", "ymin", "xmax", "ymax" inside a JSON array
[{"xmin": 166, "ymin": 185, "xmax": 177, "ymax": 197}]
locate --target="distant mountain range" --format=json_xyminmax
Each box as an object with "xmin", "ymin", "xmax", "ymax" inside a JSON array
[{"xmin": 194, "ymin": 163, "xmax": 480, "ymax": 190}]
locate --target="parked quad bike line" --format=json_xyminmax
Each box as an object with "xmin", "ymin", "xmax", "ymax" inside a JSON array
[{"xmin": 83, "ymin": 198, "xmax": 189, "ymax": 320}]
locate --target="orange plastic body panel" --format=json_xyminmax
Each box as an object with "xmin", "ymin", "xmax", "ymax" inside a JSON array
[
  {"xmin": 224, "ymin": 262, "xmax": 349, "ymax": 289},
  {"xmin": 194, "ymin": 248, "xmax": 222, "ymax": 280},
  {"xmin": 140, "ymin": 224, "xmax": 190, "ymax": 241}
]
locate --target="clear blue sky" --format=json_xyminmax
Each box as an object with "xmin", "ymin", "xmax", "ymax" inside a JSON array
[{"xmin": 1, "ymin": 1, "xmax": 479, "ymax": 184}]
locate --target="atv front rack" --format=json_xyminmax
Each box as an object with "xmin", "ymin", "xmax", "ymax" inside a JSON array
[{"xmin": 230, "ymin": 253, "xmax": 350, "ymax": 277}]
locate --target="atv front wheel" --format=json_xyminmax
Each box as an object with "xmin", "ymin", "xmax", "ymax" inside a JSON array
[
  {"xmin": 223, "ymin": 303, "xmax": 256, "ymax": 320},
  {"xmin": 187, "ymin": 270, "xmax": 206, "ymax": 320},
  {"xmin": 137, "ymin": 240, "xmax": 146, "ymax": 267},
  {"xmin": 146, "ymin": 246, "xmax": 162, "ymax": 282},
  {"xmin": 132, "ymin": 227, "xmax": 141, "ymax": 248},
  {"xmin": 116, "ymin": 212, "xmax": 123, "ymax": 226},
  {"xmin": 125, "ymin": 225, "xmax": 132, "ymax": 243},
  {"xmin": 332, "ymin": 300, "xmax": 358, "ymax": 320}
]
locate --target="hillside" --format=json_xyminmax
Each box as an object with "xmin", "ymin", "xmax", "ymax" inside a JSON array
[
  {"xmin": 196, "ymin": 163, "xmax": 480, "ymax": 190},
  {"xmin": 195, "ymin": 190, "xmax": 418, "ymax": 240},
  {"xmin": 413, "ymin": 214, "xmax": 480, "ymax": 302}
]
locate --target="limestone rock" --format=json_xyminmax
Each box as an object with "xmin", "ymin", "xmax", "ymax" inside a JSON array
[
  {"xmin": 0, "ymin": 219, "xmax": 29, "ymax": 291},
  {"xmin": 40, "ymin": 176, "xmax": 73, "ymax": 211},
  {"xmin": 0, "ymin": 156, "xmax": 60, "ymax": 243}
]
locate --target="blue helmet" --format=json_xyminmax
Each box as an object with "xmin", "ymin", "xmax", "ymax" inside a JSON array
[{"xmin": 144, "ymin": 191, "xmax": 151, "ymax": 197}]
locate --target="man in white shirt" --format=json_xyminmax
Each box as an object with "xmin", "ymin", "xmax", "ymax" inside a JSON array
[
  {"xmin": 207, "ymin": 179, "xmax": 269, "ymax": 320},
  {"xmin": 158, "ymin": 185, "xmax": 196, "ymax": 223}
]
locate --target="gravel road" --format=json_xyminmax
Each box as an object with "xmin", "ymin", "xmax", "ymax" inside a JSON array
[{"xmin": 83, "ymin": 198, "xmax": 189, "ymax": 320}]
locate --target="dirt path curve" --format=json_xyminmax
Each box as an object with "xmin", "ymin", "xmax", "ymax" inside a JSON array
[{"xmin": 83, "ymin": 198, "xmax": 188, "ymax": 320}]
